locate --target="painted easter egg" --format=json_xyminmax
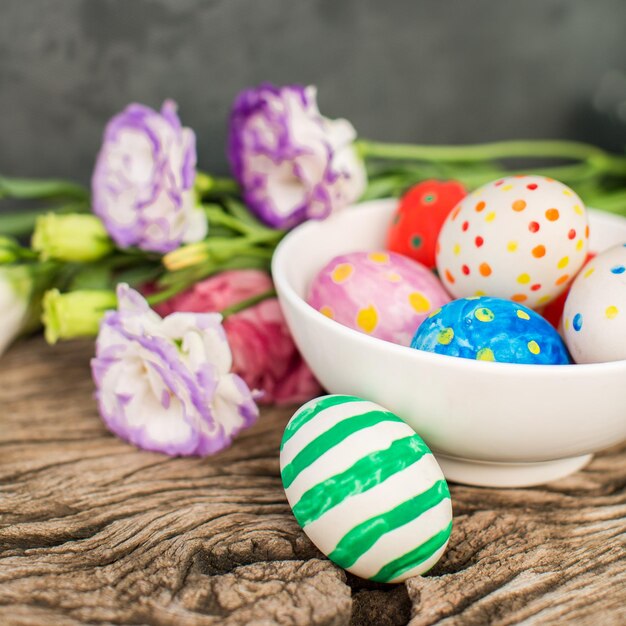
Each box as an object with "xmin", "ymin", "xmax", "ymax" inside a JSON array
[
  {"xmin": 436, "ymin": 175, "xmax": 589, "ymax": 308},
  {"xmin": 307, "ymin": 251, "xmax": 450, "ymax": 345},
  {"xmin": 411, "ymin": 297, "xmax": 571, "ymax": 364},
  {"xmin": 387, "ymin": 179, "xmax": 467, "ymax": 269},
  {"xmin": 563, "ymin": 244, "xmax": 626, "ymax": 363},
  {"xmin": 280, "ymin": 395, "xmax": 453, "ymax": 582}
]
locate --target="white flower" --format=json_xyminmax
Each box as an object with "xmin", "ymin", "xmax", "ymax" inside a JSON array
[
  {"xmin": 228, "ymin": 84, "xmax": 367, "ymax": 229},
  {"xmin": 92, "ymin": 100, "xmax": 207, "ymax": 253},
  {"xmin": 0, "ymin": 266, "xmax": 31, "ymax": 355},
  {"xmin": 91, "ymin": 284, "xmax": 258, "ymax": 456}
]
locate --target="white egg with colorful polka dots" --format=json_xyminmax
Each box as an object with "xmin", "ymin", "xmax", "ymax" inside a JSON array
[
  {"xmin": 436, "ymin": 175, "xmax": 589, "ymax": 309},
  {"xmin": 563, "ymin": 244, "xmax": 626, "ymax": 363}
]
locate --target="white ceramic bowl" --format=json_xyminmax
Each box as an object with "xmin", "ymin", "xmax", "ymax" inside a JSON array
[{"xmin": 272, "ymin": 199, "xmax": 626, "ymax": 487}]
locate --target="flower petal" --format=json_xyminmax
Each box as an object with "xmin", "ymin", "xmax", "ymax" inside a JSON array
[
  {"xmin": 92, "ymin": 285, "xmax": 257, "ymax": 456},
  {"xmin": 228, "ymin": 84, "xmax": 367, "ymax": 229},
  {"xmin": 92, "ymin": 101, "xmax": 204, "ymax": 252}
]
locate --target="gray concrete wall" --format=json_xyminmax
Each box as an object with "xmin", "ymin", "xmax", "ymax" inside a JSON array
[{"xmin": 1, "ymin": 0, "xmax": 625, "ymax": 183}]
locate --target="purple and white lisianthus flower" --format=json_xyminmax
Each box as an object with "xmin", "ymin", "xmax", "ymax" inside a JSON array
[
  {"xmin": 92, "ymin": 100, "xmax": 207, "ymax": 253},
  {"xmin": 91, "ymin": 284, "xmax": 258, "ymax": 456},
  {"xmin": 228, "ymin": 84, "xmax": 367, "ymax": 229}
]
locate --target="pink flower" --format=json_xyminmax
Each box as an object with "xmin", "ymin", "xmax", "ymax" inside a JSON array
[{"xmin": 154, "ymin": 270, "xmax": 322, "ymax": 405}]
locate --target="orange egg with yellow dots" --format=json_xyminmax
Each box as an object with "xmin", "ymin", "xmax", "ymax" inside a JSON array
[
  {"xmin": 307, "ymin": 250, "xmax": 450, "ymax": 345},
  {"xmin": 436, "ymin": 175, "xmax": 589, "ymax": 309}
]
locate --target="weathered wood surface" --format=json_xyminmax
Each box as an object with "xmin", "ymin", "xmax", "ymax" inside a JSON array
[{"xmin": 0, "ymin": 338, "xmax": 625, "ymax": 626}]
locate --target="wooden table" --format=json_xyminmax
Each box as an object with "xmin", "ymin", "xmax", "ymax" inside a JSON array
[{"xmin": 1, "ymin": 338, "xmax": 625, "ymax": 626}]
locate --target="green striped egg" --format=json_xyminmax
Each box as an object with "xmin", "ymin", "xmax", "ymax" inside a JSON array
[{"xmin": 280, "ymin": 395, "xmax": 452, "ymax": 583}]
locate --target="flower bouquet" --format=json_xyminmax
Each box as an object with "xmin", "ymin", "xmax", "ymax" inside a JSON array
[{"xmin": 2, "ymin": 83, "xmax": 626, "ymax": 456}]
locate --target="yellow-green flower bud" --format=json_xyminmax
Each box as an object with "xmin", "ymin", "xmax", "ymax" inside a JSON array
[
  {"xmin": 162, "ymin": 241, "xmax": 211, "ymax": 271},
  {"xmin": 194, "ymin": 171, "xmax": 214, "ymax": 197},
  {"xmin": 42, "ymin": 289, "xmax": 117, "ymax": 344},
  {"xmin": 32, "ymin": 213, "xmax": 114, "ymax": 262},
  {"xmin": 0, "ymin": 236, "xmax": 22, "ymax": 263}
]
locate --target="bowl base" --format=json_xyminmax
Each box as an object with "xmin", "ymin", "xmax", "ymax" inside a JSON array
[{"xmin": 435, "ymin": 453, "xmax": 592, "ymax": 488}]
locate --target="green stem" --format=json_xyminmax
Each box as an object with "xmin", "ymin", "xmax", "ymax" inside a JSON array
[
  {"xmin": 158, "ymin": 254, "xmax": 272, "ymax": 288},
  {"xmin": 209, "ymin": 176, "xmax": 239, "ymax": 195},
  {"xmin": 163, "ymin": 231, "xmax": 282, "ymax": 273},
  {"xmin": 454, "ymin": 161, "xmax": 601, "ymax": 189},
  {"xmin": 239, "ymin": 246, "xmax": 275, "ymax": 259},
  {"xmin": 220, "ymin": 288, "xmax": 277, "ymax": 318},
  {"xmin": 217, "ymin": 256, "xmax": 272, "ymax": 272},
  {"xmin": 224, "ymin": 197, "xmax": 274, "ymax": 230},
  {"xmin": 204, "ymin": 204, "xmax": 258, "ymax": 236},
  {"xmin": 358, "ymin": 139, "xmax": 613, "ymax": 164},
  {"xmin": 365, "ymin": 158, "xmax": 613, "ymax": 201},
  {"xmin": 145, "ymin": 282, "xmax": 193, "ymax": 306},
  {"xmin": 227, "ymin": 230, "xmax": 284, "ymax": 249},
  {"xmin": 195, "ymin": 171, "xmax": 239, "ymax": 197}
]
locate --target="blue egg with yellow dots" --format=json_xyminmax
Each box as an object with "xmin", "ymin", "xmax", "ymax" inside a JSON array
[{"xmin": 411, "ymin": 297, "xmax": 571, "ymax": 365}]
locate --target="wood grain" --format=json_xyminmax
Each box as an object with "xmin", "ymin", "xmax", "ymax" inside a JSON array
[{"xmin": 0, "ymin": 337, "xmax": 624, "ymax": 626}]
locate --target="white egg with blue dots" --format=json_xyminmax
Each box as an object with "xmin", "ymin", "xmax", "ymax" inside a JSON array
[{"xmin": 563, "ymin": 244, "xmax": 626, "ymax": 363}]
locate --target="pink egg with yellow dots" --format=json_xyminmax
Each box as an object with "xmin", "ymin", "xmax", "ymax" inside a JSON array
[
  {"xmin": 436, "ymin": 175, "xmax": 590, "ymax": 309},
  {"xmin": 307, "ymin": 251, "xmax": 450, "ymax": 345}
]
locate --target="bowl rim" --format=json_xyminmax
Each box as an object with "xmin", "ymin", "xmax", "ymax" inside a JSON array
[{"xmin": 272, "ymin": 199, "xmax": 626, "ymax": 377}]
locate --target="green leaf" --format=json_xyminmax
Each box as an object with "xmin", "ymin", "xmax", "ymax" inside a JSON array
[{"xmin": 0, "ymin": 176, "xmax": 88, "ymax": 201}]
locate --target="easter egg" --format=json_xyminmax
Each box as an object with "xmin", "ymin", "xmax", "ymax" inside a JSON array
[
  {"xmin": 563, "ymin": 244, "xmax": 626, "ymax": 363},
  {"xmin": 436, "ymin": 175, "xmax": 589, "ymax": 308},
  {"xmin": 307, "ymin": 251, "xmax": 450, "ymax": 345},
  {"xmin": 387, "ymin": 179, "xmax": 467, "ymax": 269},
  {"xmin": 411, "ymin": 297, "xmax": 571, "ymax": 365},
  {"xmin": 280, "ymin": 395, "xmax": 453, "ymax": 582}
]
